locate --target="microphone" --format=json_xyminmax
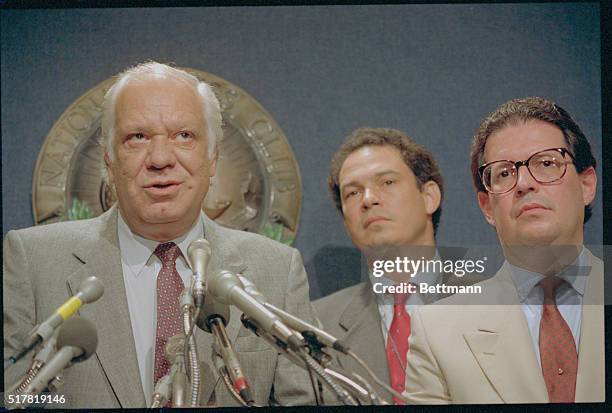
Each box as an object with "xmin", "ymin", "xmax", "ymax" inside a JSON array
[
  {"xmin": 187, "ymin": 238, "xmax": 211, "ymax": 308},
  {"xmin": 238, "ymin": 276, "xmax": 350, "ymax": 354},
  {"xmin": 164, "ymin": 334, "xmax": 189, "ymax": 407},
  {"xmin": 208, "ymin": 270, "xmax": 305, "ymax": 352},
  {"xmin": 16, "ymin": 317, "xmax": 98, "ymax": 403},
  {"xmin": 195, "ymin": 296, "xmax": 231, "ymax": 333},
  {"xmin": 195, "ymin": 297, "xmax": 254, "ymax": 404},
  {"xmin": 6, "ymin": 276, "xmax": 104, "ymax": 367}
]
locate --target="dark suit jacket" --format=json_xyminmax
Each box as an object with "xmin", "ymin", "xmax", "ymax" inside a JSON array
[{"xmin": 3, "ymin": 206, "xmax": 316, "ymax": 407}]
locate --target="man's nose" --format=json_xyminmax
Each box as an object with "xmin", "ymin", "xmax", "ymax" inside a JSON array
[
  {"xmin": 362, "ymin": 187, "xmax": 381, "ymax": 210},
  {"xmin": 514, "ymin": 164, "xmax": 538, "ymax": 195},
  {"xmin": 146, "ymin": 135, "xmax": 176, "ymax": 169}
]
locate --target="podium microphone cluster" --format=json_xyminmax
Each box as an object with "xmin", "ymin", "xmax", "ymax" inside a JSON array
[
  {"xmin": 5, "ymin": 276, "xmax": 104, "ymax": 369},
  {"xmin": 14, "ymin": 317, "xmax": 98, "ymax": 403}
]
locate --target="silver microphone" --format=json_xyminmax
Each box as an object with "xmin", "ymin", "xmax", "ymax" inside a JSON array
[
  {"xmin": 16, "ymin": 317, "xmax": 98, "ymax": 404},
  {"xmin": 208, "ymin": 270, "xmax": 305, "ymax": 351},
  {"xmin": 7, "ymin": 276, "xmax": 104, "ymax": 367},
  {"xmin": 187, "ymin": 238, "xmax": 211, "ymax": 308},
  {"xmin": 238, "ymin": 276, "xmax": 350, "ymax": 354},
  {"xmin": 165, "ymin": 334, "xmax": 189, "ymax": 407}
]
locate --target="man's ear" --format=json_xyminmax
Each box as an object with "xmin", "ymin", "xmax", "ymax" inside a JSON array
[
  {"xmin": 578, "ymin": 166, "xmax": 597, "ymax": 206},
  {"xmin": 208, "ymin": 145, "xmax": 218, "ymax": 177},
  {"xmin": 477, "ymin": 191, "xmax": 496, "ymax": 227},
  {"xmin": 421, "ymin": 180, "xmax": 442, "ymax": 216},
  {"xmin": 104, "ymin": 150, "xmax": 114, "ymax": 183}
]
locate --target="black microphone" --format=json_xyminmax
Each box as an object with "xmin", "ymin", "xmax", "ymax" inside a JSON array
[
  {"xmin": 187, "ymin": 238, "xmax": 211, "ymax": 309},
  {"xmin": 6, "ymin": 276, "xmax": 104, "ymax": 368},
  {"xmin": 208, "ymin": 270, "xmax": 305, "ymax": 352},
  {"xmin": 195, "ymin": 297, "xmax": 254, "ymax": 405},
  {"xmin": 16, "ymin": 317, "xmax": 98, "ymax": 403}
]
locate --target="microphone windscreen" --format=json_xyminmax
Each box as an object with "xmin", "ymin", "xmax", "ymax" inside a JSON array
[
  {"xmin": 187, "ymin": 238, "xmax": 211, "ymax": 272},
  {"xmin": 196, "ymin": 296, "xmax": 231, "ymax": 333},
  {"xmin": 56, "ymin": 316, "xmax": 98, "ymax": 360},
  {"xmin": 208, "ymin": 270, "xmax": 243, "ymax": 305},
  {"xmin": 78, "ymin": 276, "xmax": 104, "ymax": 303},
  {"xmin": 165, "ymin": 334, "xmax": 185, "ymax": 362}
]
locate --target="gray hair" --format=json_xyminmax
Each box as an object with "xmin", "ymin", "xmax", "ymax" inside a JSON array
[{"xmin": 100, "ymin": 61, "xmax": 223, "ymax": 162}]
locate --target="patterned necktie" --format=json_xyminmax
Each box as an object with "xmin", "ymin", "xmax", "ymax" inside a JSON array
[
  {"xmin": 153, "ymin": 242, "xmax": 185, "ymax": 388},
  {"xmin": 539, "ymin": 276, "xmax": 577, "ymax": 403},
  {"xmin": 386, "ymin": 291, "xmax": 411, "ymax": 404}
]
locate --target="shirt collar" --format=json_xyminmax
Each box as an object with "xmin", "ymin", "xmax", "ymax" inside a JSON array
[
  {"xmin": 507, "ymin": 245, "xmax": 588, "ymax": 302},
  {"xmin": 117, "ymin": 211, "xmax": 205, "ymax": 278}
]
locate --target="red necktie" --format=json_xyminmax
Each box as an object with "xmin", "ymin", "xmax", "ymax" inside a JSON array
[
  {"xmin": 153, "ymin": 242, "xmax": 185, "ymax": 388},
  {"xmin": 386, "ymin": 291, "xmax": 411, "ymax": 404},
  {"xmin": 539, "ymin": 276, "xmax": 577, "ymax": 403}
]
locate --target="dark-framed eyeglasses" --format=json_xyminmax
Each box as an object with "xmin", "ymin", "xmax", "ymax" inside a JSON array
[{"xmin": 478, "ymin": 147, "xmax": 575, "ymax": 194}]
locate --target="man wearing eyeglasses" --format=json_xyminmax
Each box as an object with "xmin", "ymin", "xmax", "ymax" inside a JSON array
[{"xmin": 403, "ymin": 97, "xmax": 603, "ymax": 404}]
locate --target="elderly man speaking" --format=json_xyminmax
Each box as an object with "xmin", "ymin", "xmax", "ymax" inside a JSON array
[{"xmin": 3, "ymin": 62, "xmax": 315, "ymax": 408}]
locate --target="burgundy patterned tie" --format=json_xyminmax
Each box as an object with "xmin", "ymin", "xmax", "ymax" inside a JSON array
[
  {"xmin": 386, "ymin": 291, "xmax": 411, "ymax": 405},
  {"xmin": 539, "ymin": 276, "xmax": 577, "ymax": 403},
  {"xmin": 153, "ymin": 242, "xmax": 185, "ymax": 387}
]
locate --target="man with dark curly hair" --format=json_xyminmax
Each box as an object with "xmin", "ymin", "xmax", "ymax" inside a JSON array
[{"xmin": 314, "ymin": 127, "xmax": 446, "ymax": 404}]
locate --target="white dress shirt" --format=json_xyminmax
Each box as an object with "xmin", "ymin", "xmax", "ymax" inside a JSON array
[
  {"xmin": 117, "ymin": 212, "xmax": 204, "ymax": 406},
  {"xmin": 507, "ymin": 246, "xmax": 588, "ymax": 367}
]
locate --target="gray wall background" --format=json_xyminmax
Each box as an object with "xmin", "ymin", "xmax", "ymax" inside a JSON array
[{"xmin": 1, "ymin": 4, "xmax": 602, "ymax": 299}]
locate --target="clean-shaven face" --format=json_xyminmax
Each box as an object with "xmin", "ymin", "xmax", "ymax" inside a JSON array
[
  {"xmin": 339, "ymin": 145, "xmax": 439, "ymax": 253},
  {"xmin": 105, "ymin": 76, "xmax": 216, "ymax": 240},
  {"xmin": 478, "ymin": 119, "xmax": 596, "ymax": 248}
]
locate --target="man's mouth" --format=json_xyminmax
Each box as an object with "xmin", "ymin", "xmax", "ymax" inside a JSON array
[
  {"xmin": 516, "ymin": 203, "xmax": 549, "ymax": 217},
  {"xmin": 364, "ymin": 216, "xmax": 390, "ymax": 228},
  {"xmin": 144, "ymin": 181, "xmax": 182, "ymax": 195}
]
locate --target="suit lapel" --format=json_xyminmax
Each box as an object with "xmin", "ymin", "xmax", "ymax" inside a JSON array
[
  {"xmin": 67, "ymin": 207, "xmax": 146, "ymax": 408},
  {"xmin": 462, "ymin": 264, "xmax": 548, "ymax": 403},
  {"xmin": 575, "ymin": 249, "xmax": 605, "ymax": 402},
  {"xmin": 337, "ymin": 283, "xmax": 391, "ymax": 402},
  {"xmin": 197, "ymin": 215, "xmax": 247, "ymax": 404}
]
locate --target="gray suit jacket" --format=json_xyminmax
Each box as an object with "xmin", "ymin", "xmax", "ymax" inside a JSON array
[
  {"xmin": 3, "ymin": 207, "xmax": 316, "ymax": 408},
  {"xmin": 313, "ymin": 282, "xmax": 391, "ymax": 404},
  {"xmin": 312, "ymin": 266, "xmax": 476, "ymax": 405},
  {"xmin": 404, "ymin": 249, "xmax": 604, "ymax": 404}
]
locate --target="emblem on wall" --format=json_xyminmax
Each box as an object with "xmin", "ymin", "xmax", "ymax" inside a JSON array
[{"xmin": 32, "ymin": 68, "xmax": 302, "ymax": 244}]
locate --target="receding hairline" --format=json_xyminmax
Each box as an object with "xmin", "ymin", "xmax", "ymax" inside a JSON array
[
  {"xmin": 478, "ymin": 117, "xmax": 568, "ymax": 166},
  {"xmin": 108, "ymin": 74, "xmax": 209, "ymax": 144}
]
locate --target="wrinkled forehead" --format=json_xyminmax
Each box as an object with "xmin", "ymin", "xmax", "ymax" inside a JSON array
[{"xmin": 482, "ymin": 119, "xmax": 567, "ymax": 164}]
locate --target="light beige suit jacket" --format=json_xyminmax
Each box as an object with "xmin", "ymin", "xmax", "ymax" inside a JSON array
[
  {"xmin": 3, "ymin": 207, "xmax": 316, "ymax": 408},
  {"xmin": 403, "ymin": 249, "xmax": 604, "ymax": 404}
]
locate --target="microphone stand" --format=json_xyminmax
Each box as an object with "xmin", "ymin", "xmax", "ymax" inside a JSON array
[
  {"xmin": 180, "ymin": 280, "xmax": 200, "ymax": 407},
  {"xmin": 240, "ymin": 316, "xmax": 368, "ymax": 406},
  {"xmin": 6, "ymin": 334, "xmax": 58, "ymax": 396}
]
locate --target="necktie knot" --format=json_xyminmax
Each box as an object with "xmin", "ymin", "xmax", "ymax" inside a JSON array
[
  {"xmin": 539, "ymin": 276, "xmax": 563, "ymax": 303},
  {"xmin": 154, "ymin": 242, "xmax": 181, "ymax": 265},
  {"xmin": 393, "ymin": 291, "xmax": 411, "ymax": 307}
]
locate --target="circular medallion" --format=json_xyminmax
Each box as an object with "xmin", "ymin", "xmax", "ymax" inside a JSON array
[{"xmin": 32, "ymin": 68, "xmax": 302, "ymax": 244}]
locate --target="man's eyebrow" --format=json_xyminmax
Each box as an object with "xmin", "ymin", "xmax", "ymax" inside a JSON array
[
  {"xmin": 374, "ymin": 170, "xmax": 401, "ymax": 177},
  {"xmin": 340, "ymin": 170, "xmax": 400, "ymax": 191}
]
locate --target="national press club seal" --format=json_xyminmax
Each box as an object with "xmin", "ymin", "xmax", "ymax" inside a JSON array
[{"xmin": 32, "ymin": 67, "xmax": 302, "ymax": 244}]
